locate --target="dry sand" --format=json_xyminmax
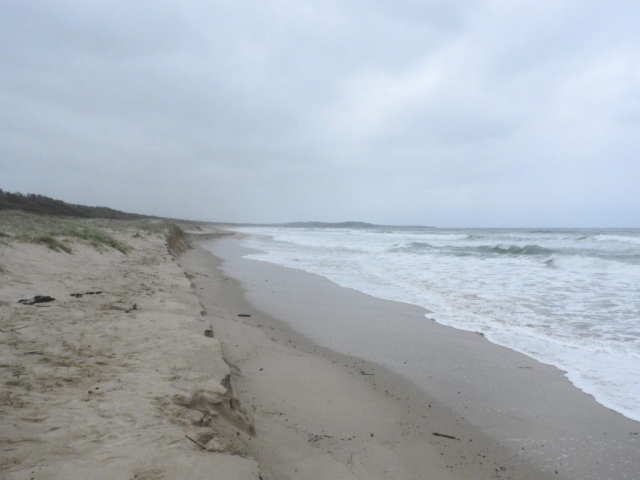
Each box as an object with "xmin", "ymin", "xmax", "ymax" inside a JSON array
[{"xmin": 0, "ymin": 225, "xmax": 259, "ymax": 479}]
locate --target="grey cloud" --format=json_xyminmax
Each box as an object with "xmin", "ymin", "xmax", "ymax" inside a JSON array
[{"xmin": 1, "ymin": 1, "xmax": 639, "ymax": 226}]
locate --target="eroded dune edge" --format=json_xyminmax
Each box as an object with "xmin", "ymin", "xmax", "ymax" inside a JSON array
[{"xmin": 0, "ymin": 214, "xmax": 259, "ymax": 479}]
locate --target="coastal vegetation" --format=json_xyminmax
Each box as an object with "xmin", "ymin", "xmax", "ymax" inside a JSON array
[
  {"xmin": 0, "ymin": 189, "xmax": 195, "ymax": 255},
  {"xmin": 0, "ymin": 211, "xmax": 133, "ymax": 254},
  {"xmin": 0, "ymin": 188, "xmax": 148, "ymax": 220}
]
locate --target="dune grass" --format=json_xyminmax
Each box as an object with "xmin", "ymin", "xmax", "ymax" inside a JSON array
[
  {"xmin": 0, "ymin": 211, "xmax": 141, "ymax": 254},
  {"xmin": 62, "ymin": 227, "xmax": 130, "ymax": 254},
  {"xmin": 0, "ymin": 210, "xmax": 200, "ymax": 255},
  {"xmin": 33, "ymin": 234, "xmax": 73, "ymax": 253}
]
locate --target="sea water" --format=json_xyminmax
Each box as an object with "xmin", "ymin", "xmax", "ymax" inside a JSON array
[{"xmin": 235, "ymin": 226, "xmax": 640, "ymax": 422}]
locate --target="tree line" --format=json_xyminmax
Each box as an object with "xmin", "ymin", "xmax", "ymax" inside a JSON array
[{"xmin": 0, "ymin": 189, "xmax": 148, "ymax": 220}]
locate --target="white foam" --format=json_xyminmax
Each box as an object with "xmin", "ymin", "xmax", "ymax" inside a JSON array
[
  {"xmin": 545, "ymin": 254, "xmax": 640, "ymax": 273},
  {"xmin": 593, "ymin": 234, "xmax": 640, "ymax": 245},
  {"xmin": 236, "ymin": 226, "xmax": 640, "ymax": 422}
]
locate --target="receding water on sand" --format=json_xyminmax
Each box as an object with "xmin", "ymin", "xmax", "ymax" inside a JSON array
[
  {"xmin": 206, "ymin": 235, "xmax": 640, "ymax": 480},
  {"xmin": 234, "ymin": 226, "xmax": 640, "ymax": 423}
]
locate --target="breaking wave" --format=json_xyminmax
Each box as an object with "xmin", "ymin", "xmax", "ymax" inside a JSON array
[
  {"xmin": 236, "ymin": 225, "xmax": 640, "ymax": 422},
  {"xmin": 544, "ymin": 254, "xmax": 640, "ymax": 273},
  {"xmin": 392, "ymin": 242, "xmax": 556, "ymax": 257},
  {"xmin": 593, "ymin": 234, "xmax": 640, "ymax": 245},
  {"xmin": 470, "ymin": 244, "xmax": 555, "ymax": 256}
]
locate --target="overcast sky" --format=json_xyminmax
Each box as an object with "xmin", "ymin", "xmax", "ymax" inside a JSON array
[{"xmin": 1, "ymin": 1, "xmax": 639, "ymax": 227}]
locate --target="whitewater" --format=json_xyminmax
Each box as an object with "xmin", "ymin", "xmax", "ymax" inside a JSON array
[{"xmin": 235, "ymin": 226, "xmax": 640, "ymax": 423}]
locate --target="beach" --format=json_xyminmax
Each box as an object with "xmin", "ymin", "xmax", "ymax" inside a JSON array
[
  {"xmin": 181, "ymin": 237, "xmax": 550, "ymax": 480},
  {"xmin": 0, "ymin": 218, "xmax": 259, "ymax": 479},
  {"xmin": 189, "ymin": 233, "xmax": 640, "ymax": 480},
  {"xmin": 2, "ymin": 219, "xmax": 638, "ymax": 479}
]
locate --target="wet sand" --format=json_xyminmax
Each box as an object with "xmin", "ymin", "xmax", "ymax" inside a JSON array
[
  {"xmin": 182, "ymin": 238, "xmax": 549, "ymax": 479},
  {"xmin": 186, "ymin": 235, "xmax": 639, "ymax": 480}
]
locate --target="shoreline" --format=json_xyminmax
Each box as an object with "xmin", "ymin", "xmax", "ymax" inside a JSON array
[
  {"xmin": 3, "ymin": 219, "xmax": 637, "ymax": 479},
  {"xmin": 182, "ymin": 236, "xmax": 558, "ymax": 479},
  {"xmin": 237, "ymin": 226, "xmax": 640, "ymax": 426},
  {"xmin": 188, "ymin": 233, "xmax": 640, "ymax": 480}
]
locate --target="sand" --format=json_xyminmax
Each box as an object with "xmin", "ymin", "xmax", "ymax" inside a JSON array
[
  {"xmin": 181, "ymin": 237, "xmax": 562, "ymax": 480},
  {"xmin": 3, "ymin": 224, "xmax": 638, "ymax": 480},
  {"xmin": 0, "ymin": 226, "xmax": 259, "ymax": 479},
  {"xmin": 186, "ymin": 234, "xmax": 640, "ymax": 480}
]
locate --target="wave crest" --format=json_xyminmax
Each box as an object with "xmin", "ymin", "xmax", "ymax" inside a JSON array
[
  {"xmin": 593, "ymin": 234, "xmax": 640, "ymax": 245},
  {"xmin": 472, "ymin": 244, "xmax": 555, "ymax": 256},
  {"xmin": 544, "ymin": 254, "xmax": 640, "ymax": 272},
  {"xmin": 389, "ymin": 241, "xmax": 434, "ymax": 253}
]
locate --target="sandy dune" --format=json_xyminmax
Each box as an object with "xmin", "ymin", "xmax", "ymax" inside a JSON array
[{"xmin": 0, "ymin": 226, "xmax": 258, "ymax": 479}]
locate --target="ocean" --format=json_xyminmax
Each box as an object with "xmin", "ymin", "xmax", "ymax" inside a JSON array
[{"xmin": 235, "ymin": 226, "xmax": 640, "ymax": 422}]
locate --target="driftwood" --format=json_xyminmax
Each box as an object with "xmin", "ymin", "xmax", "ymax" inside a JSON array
[
  {"xmin": 0, "ymin": 326, "xmax": 30, "ymax": 334},
  {"xmin": 432, "ymin": 432, "xmax": 458, "ymax": 440},
  {"xmin": 185, "ymin": 434, "xmax": 208, "ymax": 450}
]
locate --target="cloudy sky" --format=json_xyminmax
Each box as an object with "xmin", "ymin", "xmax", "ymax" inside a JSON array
[{"xmin": 1, "ymin": 1, "xmax": 639, "ymax": 227}]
